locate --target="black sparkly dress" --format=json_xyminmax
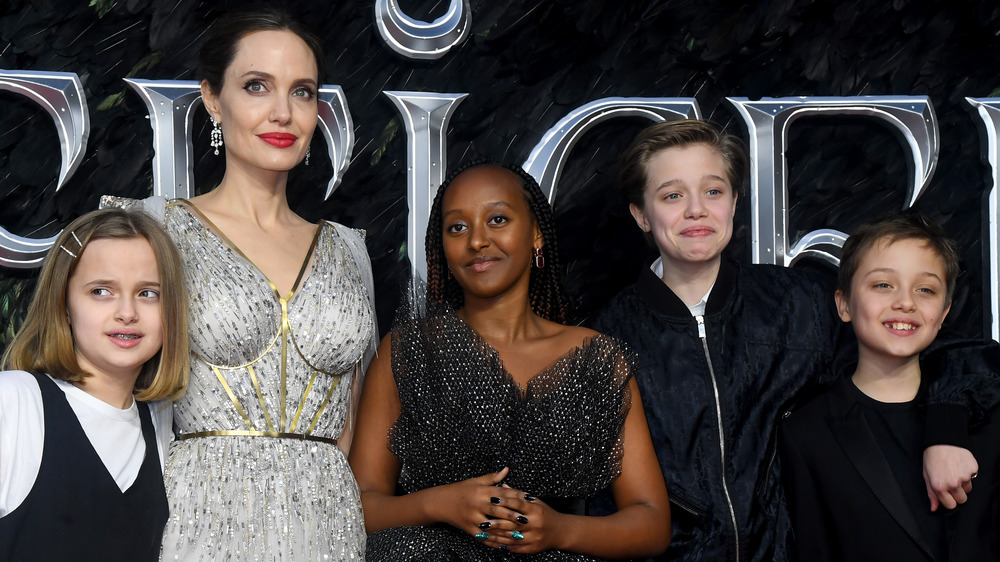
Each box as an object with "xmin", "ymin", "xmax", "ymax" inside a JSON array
[{"xmin": 366, "ymin": 311, "xmax": 634, "ymax": 562}]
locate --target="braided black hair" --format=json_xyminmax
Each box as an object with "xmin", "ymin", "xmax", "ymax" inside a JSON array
[{"xmin": 425, "ymin": 158, "xmax": 571, "ymax": 324}]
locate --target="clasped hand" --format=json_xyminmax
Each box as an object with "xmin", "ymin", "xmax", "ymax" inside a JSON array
[{"xmin": 436, "ymin": 467, "xmax": 565, "ymax": 554}]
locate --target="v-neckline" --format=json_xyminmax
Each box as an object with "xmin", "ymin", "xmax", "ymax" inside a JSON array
[
  {"xmin": 173, "ymin": 199, "xmax": 323, "ymax": 300},
  {"xmin": 55, "ymin": 377, "xmax": 148, "ymax": 496},
  {"xmin": 452, "ymin": 314, "xmax": 598, "ymax": 397}
]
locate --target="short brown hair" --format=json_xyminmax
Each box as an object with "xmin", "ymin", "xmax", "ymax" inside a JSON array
[
  {"xmin": 618, "ymin": 119, "xmax": 747, "ymax": 210},
  {"xmin": 2, "ymin": 209, "xmax": 189, "ymax": 401},
  {"xmin": 837, "ymin": 213, "xmax": 960, "ymax": 303}
]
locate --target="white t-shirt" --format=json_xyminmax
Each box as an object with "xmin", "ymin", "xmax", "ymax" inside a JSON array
[
  {"xmin": 0, "ymin": 370, "xmax": 172, "ymax": 517},
  {"xmin": 650, "ymin": 257, "xmax": 713, "ymax": 317}
]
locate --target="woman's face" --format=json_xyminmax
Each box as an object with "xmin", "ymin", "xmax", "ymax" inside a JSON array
[
  {"xmin": 629, "ymin": 143, "xmax": 737, "ymax": 273},
  {"xmin": 440, "ymin": 166, "xmax": 542, "ymax": 304},
  {"xmin": 202, "ymin": 29, "xmax": 318, "ymax": 175}
]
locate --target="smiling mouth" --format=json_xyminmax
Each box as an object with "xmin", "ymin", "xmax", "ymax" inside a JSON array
[
  {"xmin": 680, "ymin": 227, "xmax": 715, "ymax": 237},
  {"xmin": 884, "ymin": 321, "xmax": 918, "ymax": 331},
  {"xmin": 467, "ymin": 257, "xmax": 499, "ymax": 272},
  {"xmin": 258, "ymin": 133, "xmax": 297, "ymax": 148}
]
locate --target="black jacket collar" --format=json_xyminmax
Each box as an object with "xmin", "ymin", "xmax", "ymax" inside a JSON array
[
  {"xmin": 636, "ymin": 258, "xmax": 739, "ymax": 318},
  {"xmin": 825, "ymin": 378, "xmax": 936, "ymax": 560}
]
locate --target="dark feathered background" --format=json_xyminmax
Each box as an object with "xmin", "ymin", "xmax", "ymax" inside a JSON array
[{"xmin": 1, "ymin": 0, "xmax": 999, "ymax": 348}]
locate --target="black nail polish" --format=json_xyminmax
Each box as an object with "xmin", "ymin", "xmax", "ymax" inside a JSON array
[
  {"xmin": 523, "ymin": 495, "xmax": 536, "ymax": 502},
  {"xmin": 516, "ymin": 515, "xmax": 528, "ymax": 525},
  {"xmin": 490, "ymin": 496, "xmax": 501, "ymax": 505},
  {"xmin": 478, "ymin": 521, "xmax": 491, "ymax": 530}
]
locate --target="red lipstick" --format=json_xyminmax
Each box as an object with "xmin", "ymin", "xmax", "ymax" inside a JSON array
[{"xmin": 258, "ymin": 132, "xmax": 297, "ymax": 148}]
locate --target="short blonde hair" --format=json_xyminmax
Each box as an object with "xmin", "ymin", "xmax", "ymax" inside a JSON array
[{"xmin": 2, "ymin": 209, "xmax": 189, "ymax": 401}]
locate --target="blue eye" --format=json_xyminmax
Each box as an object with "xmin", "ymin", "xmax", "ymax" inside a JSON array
[
  {"xmin": 293, "ymin": 87, "xmax": 315, "ymax": 100},
  {"xmin": 243, "ymin": 80, "xmax": 267, "ymax": 93}
]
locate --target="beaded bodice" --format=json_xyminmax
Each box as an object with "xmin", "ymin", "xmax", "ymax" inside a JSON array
[
  {"xmin": 389, "ymin": 311, "xmax": 633, "ymax": 498},
  {"xmin": 162, "ymin": 201, "xmax": 374, "ymax": 439}
]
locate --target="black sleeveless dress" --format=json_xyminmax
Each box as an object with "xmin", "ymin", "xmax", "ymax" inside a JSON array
[{"xmin": 367, "ymin": 311, "xmax": 634, "ymax": 561}]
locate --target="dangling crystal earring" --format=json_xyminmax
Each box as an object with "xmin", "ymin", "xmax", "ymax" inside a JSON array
[
  {"xmin": 210, "ymin": 117, "xmax": 223, "ymax": 155},
  {"xmin": 305, "ymin": 146, "xmax": 311, "ymax": 166},
  {"xmin": 533, "ymin": 247, "xmax": 545, "ymax": 269}
]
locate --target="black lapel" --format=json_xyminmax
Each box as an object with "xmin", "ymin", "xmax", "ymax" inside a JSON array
[{"xmin": 825, "ymin": 379, "xmax": 936, "ymax": 560}]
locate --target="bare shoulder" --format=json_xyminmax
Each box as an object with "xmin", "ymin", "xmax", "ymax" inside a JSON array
[{"xmin": 537, "ymin": 319, "xmax": 600, "ymax": 349}]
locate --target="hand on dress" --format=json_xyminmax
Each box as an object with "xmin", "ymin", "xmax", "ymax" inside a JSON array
[
  {"xmin": 432, "ymin": 467, "xmax": 512, "ymax": 533},
  {"xmin": 476, "ymin": 483, "xmax": 566, "ymax": 554},
  {"xmin": 923, "ymin": 444, "xmax": 978, "ymax": 511}
]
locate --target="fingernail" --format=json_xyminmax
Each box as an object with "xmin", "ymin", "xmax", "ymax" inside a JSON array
[
  {"xmin": 490, "ymin": 496, "xmax": 501, "ymax": 504},
  {"xmin": 475, "ymin": 532, "xmax": 488, "ymax": 540},
  {"xmin": 516, "ymin": 515, "xmax": 528, "ymax": 525},
  {"xmin": 511, "ymin": 531, "xmax": 524, "ymax": 540},
  {"xmin": 478, "ymin": 521, "xmax": 491, "ymax": 530},
  {"xmin": 523, "ymin": 495, "xmax": 536, "ymax": 501}
]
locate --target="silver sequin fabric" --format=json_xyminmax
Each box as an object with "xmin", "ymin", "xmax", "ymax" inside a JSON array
[
  {"xmin": 103, "ymin": 196, "xmax": 375, "ymax": 561},
  {"xmin": 367, "ymin": 310, "xmax": 632, "ymax": 561}
]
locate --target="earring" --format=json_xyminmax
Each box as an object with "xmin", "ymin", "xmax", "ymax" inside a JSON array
[
  {"xmin": 210, "ymin": 117, "xmax": 223, "ymax": 155},
  {"xmin": 533, "ymin": 247, "xmax": 545, "ymax": 269},
  {"xmin": 305, "ymin": 146, "xmax": 311, "ymax": 166}
]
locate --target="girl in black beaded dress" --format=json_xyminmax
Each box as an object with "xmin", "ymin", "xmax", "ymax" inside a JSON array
[{"xmin": 349, "ymin": 160, "xmax": 671, "ymax": 560}]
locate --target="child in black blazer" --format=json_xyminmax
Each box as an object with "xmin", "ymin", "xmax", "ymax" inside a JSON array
[{"xmin": 779, "ymin": 214, "xmax": 999, "ymax": 562}]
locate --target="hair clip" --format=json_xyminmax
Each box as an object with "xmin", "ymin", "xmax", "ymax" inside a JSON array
[{"xmin": 59, "ymin": 230, "xmax": 83, "ymax": 259}]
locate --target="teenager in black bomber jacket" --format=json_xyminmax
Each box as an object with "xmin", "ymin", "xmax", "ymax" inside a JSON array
[{"xmin": 589, "ymin": 119, "xmax": 998, "ymax": 562}]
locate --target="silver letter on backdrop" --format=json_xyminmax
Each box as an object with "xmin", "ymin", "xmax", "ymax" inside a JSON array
[
  {"xmin": 127, "ymin": 80, "xmax": 355, "ymax": 201},
  {"xmin": 728, "ymin": 96, "xmax": 939, "ymax": 267},
  {"xmin": 966, "ymin": 97, "xmax": 1000, "ymax": 342},
  {"xmin": 0, "ymin": 70, "xmax": 88, "ymax": 268},
  {"xmin": 374, "ymin": 0, "xmax": 471, "ymax": 60},
  {"xmin": 385, "ymin": 91, "xmax": 467, "ymax": 281},
  {"xmin": 126, "ymin": 79, "xmax": 201, "ymax": 199},
  {"xmin": 523, "ymin": 98, "xmax": 702, "ymax": 205},
  {"xmin": 316, "ymin": 87, "xmax": 356, "ymax": 200}
]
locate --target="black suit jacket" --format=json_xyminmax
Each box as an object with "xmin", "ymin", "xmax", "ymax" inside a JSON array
[{"xmin": 779, "ymin": 377, "xmax": 1000, "ymax": 561}]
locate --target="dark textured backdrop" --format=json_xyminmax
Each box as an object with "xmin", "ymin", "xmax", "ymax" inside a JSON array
[{"xmin": 2, "ymin": 0, "xmax": 999, "ymax": 346}]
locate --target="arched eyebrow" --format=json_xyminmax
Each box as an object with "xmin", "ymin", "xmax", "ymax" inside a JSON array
[
  {"xmin": 240, "ymin": 70, "xmax": 318, "ymax": 89},
  {"xmin": 442, "ymin": 201, "xmax": 513, "ymax": 218}
]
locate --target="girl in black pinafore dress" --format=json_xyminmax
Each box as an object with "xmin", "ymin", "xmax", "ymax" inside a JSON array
[{"xmin": 0, "ymin": 209, "xmax": 189, "ymax": 561}]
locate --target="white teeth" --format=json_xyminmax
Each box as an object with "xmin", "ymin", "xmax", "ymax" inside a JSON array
[{"xmin": 885, "ymin": 322, "xmax": 916, "ymax": 331}]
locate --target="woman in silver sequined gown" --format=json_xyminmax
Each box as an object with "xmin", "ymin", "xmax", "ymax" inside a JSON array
[
  {"xmin": 349, "ymin": 162, "xmax": 670, "ymax": 560},
  {"xmin": 108, "ymin": 8, "xmax": 374, "ymax": 560}
]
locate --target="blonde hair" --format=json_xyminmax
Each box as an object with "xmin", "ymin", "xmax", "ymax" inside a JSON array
[{"xmin": 2, "ymin": 209, "xmax": 189, "ymax": 401}]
